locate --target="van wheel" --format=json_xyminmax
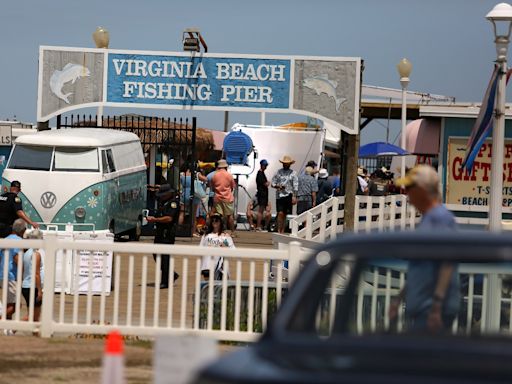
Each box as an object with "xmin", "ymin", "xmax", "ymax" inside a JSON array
[{"xmin": 129, "ymin": 217, "xmax": 142, "ymax": 242}]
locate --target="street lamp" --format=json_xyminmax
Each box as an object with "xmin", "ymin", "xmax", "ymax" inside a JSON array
[
  {"xmin": 486, "ymin": 3, "xmax": 512, "ymax": 333},
  {"xmin": 397, "ymin": 58, "xmax": 412, "ymax": 183},
  {"xmin": 487, "ymin": 3, "xmax": 512, "ymax": 233},
  {"xmin": 92, "ymin": 27, "xmax": 109, "ymax": 127}
]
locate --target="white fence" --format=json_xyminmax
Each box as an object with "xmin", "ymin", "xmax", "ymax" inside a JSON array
[
  {"xmin": 0, "ymin": 235, "xmax": 310, "ymax": 341},
  {"xmin": 314, "ymin": 263, "xmax": 512, "ymax": 337},
  {"xmin": 290, "ymin": 195, "xmax": 419, "ymax": 241}
]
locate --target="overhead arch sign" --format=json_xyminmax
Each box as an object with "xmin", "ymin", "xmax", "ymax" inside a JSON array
[{"xmin": 38, "ymin": 46, "xmax": 361, "ymax": 134}]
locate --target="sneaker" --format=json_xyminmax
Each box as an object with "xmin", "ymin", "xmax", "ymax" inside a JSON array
[{"xmin": 3, "ymin": 329, "xmax": 15, "ymax": 336}]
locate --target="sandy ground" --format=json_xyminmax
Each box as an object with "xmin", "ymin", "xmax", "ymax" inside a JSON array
[
  {"xmin": 0, "ymin": 334, "xmax": 153, "ymax": 384},
  {"xmin": 0, "ymin": 334, "xmax": 238, "ymax": 384}
]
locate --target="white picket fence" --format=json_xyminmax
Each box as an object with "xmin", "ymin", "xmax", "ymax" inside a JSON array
[
  {"xmin": 0, "ymin": 235, "xmax": 310, "ymax": 341},
  {"xmin": 290, "ymin": 195, "xmax": 419, "ymax": 241}
]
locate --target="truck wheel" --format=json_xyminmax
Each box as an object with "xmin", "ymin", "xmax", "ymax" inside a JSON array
[{"xmin": 129, "ymin": 217, "xmax": 142, "ymax": 241}]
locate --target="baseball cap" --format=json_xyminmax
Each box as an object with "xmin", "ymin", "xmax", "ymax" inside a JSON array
[
  {"xmin": 260, "ymin": 159, "xmax": 268, "ymax": 166},
  {"xmin": 306, "ymin": 160, "xmax": 317, "ymax": 167},
  {"xmin": 11, "ymin": 181, "xmax": 21, "ymax": 189},
  {"xmin": 396, "ymin": 165, "xmax": 440, "ymax": 191},
  {"xmin": 156, "ymin": 184, "xmax": 175, "ymax": 197}
]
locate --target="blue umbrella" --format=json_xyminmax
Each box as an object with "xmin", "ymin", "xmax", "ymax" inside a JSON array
[{"xmin": 359, "ymin": 142, "xmax": 409, "ymax": 157}]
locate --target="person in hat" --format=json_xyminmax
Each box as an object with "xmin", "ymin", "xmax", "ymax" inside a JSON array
[
  {"xmin": 306, "ymin": 160, "xmax": 319, "ymax": 175},
  {"xmin": 255, "ymin": 159, "xmax": 270, "ymax": 230},
  {"xmin": 211, "ymin": 159, "xmax": 236, "ymax": 232},
  {"xmin": 297, "ymin": 166, "xmax": 318, "ymax": 214},
  {"xmin": 0, "ymin": 180, "xmax": 39, "ymax": 238},
  {"xmin": 389, "ymin": 165, "xmax": 460, "ymax": 333},
  {"xmin": 356, "ymin": 167, "xmax": 369, "ymax": 195},
  {"xmin": 146, "ymin": 184, "xmax": 180, "ymax": 288},
  {"xmin": 316, "ymin": 168, "xmax": 333, "ymax": 205},
  {"xmin": 200, "ymin": 213, "xmax": 234, "ymax": 280},
  {"xmin": 271, "ymin": 155, "xmax": 299, "ymax": 234}
]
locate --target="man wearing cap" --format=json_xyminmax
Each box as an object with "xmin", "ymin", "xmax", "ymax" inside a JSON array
[
  {"xmin": 0, "ymin": 181, "xmax": 39, "ymax": 238},
  {"xmin": 146, "ymin": 184, "xmax": 180, "ymax": 289},
  {"xmin": 271, "ymin": 155, "xmax": 299, "ymax": 234},
  {"xmin": 211, "ymin": 159, "xmax": 236, "ymax": 232},
  {"xmin": 306, "ymin": 160, "xmax": 319, "ymax": 176},
  {"xmin": 256, "ymin": 159, "xmax": 269, "ymax": 230},
  {"xmin": 389, "ymin": 165, "xmax": 460, "ymax": 333},
  {"xmin": 297, "ymin": 166, "xmax": 318, "ymax": 214}
]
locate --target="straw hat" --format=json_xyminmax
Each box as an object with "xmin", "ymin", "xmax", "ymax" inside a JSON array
[
  {"xmin": 279, "ymin": 155, "xmax": 295, "ymax": 164},
  {"xmin": 357, "ymin": 167, "xmax": 366, "ymax": 177},
  {"xmin": 217, "ymin": 159, "xmax": 228, "ymax": 168}
]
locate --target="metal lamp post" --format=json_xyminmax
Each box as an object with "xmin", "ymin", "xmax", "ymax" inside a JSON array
[
  {"xmin": 487, "ymin": 3, "xmax": 512, "ymax": 233},
  {"xmin": 93, "ymin": 27, "xmax": 110, "ymax": 127},
  {"xmin": 397, "ymin": 58, "xmax": 412, "ymax": 181},
  {"xmin": 485, "ymin": 3, "xmax": 512, "ymax": 333}
]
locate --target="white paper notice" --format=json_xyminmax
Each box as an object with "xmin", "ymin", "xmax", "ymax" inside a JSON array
[{"xmin": 154, "ymin": 335, "xmax": 218, "ymax": 384}]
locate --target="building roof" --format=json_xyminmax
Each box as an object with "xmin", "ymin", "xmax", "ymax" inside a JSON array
[
  {"xmin": 420, "ymin": 103, "xmax": 512, "ymax": 119},
  {"xmin": 14, "ymin": 128, "xmax": 140, "ymax": 147}
]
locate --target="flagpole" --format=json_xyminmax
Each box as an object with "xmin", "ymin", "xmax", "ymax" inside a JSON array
[{"xmin": 489, "ymin": 59, "xmax": 507, "ymax": 233}]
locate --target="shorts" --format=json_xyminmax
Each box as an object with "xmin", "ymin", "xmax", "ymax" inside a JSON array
[
  {"xmin": 0, "ymin": 280, "xmax": 17, "ymax": 304},
  {"xmin": 22, "ymin": 287, "xmax": 42, "ymax": 308},
  {"xmin": 257, "ymin": 194, "xmax": 268, "ymax": 208},
  {"xmin": 215, "ymin": 201, "xmax": 234, "ymax": 217},
  {"xmin": 276, "ymin": 194, "xmax": 293, "ymax": 215},
  {"xmin": 297, "ymin": 200, "xmax": 312, "ymax": 215}
]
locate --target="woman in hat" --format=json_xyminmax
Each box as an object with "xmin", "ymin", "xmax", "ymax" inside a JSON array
[
  {"xmin": 200, "ymin": 213, "xmax": 234, "ymax": 280},
  {"xmin": 271, "ymin": 155, "xmax": 299, "ymax": 234}
]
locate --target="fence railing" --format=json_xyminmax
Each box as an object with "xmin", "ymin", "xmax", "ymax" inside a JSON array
[
  {"xmin": 314, "ymin": 263, "xmax": 512, "ymax": 337},
  {"xmin": 290, "ymin": 195, "xmax": 419, "ymax": 241},
  {"xmin": 0, "ymin": 235, "xmax": 310, "ymax": 341}
]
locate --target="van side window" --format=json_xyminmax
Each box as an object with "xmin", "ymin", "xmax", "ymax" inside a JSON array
[{"xmin": 102, "ymin": 149, "xmax": 116, "ymax": 173}]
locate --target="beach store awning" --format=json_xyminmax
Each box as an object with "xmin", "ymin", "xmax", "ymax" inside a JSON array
[{"xmin": 359, "ymin": 141, "xmax": 409, "ymax": 157}]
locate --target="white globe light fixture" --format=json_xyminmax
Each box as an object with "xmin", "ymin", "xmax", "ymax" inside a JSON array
[
  {"xmin": 92, "ymin": 27, "xmax": 110, "ymax": 49},
  {"xmin": 396, "ymin": 58, "xmax": 412, "ymax": 183}
]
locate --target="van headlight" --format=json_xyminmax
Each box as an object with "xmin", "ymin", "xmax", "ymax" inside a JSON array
[{"xmin": 75, "ymin": 206, "xmax": 86, "ymax": 219}]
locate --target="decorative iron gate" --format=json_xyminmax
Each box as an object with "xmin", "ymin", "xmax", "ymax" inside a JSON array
[{"xmin": 56, "ymin": 114, "xmax": 197, "ymax": 236}]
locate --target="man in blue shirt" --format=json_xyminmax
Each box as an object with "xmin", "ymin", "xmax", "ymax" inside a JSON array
[
  {"xmin": 0, "ymin": 219, "xmax": 26, "ymax": 322},
  {"xmin": 390, "ymin": 165, "xmax": 460, "ymax": 333}
]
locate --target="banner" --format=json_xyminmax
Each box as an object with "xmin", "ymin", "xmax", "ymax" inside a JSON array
[
  {"xmin": 447, "ymin": 137, "xmax": 512, "ymax": 206},
  {"xmin": 38, "ymin": 47, "xmax": 361, "ymax": 134}
]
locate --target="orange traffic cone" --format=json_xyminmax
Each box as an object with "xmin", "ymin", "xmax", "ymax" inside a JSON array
[{"xmin": 100, "ymin": 330, "xmax": 125, "ymax": 384}]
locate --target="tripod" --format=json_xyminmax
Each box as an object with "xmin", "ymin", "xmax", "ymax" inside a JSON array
[{"xmin": 233, "ymin": 174, "xmax": 254, "ymax": 230}]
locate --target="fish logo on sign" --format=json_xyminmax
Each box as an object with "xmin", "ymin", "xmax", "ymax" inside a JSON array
[
  {"xmin": 40, "ymin": 191, "xmax": 57, "ymax": 209},
  {"xmin": 303, "ymin": 74, "xmax": 347, "ymax": 112},
  {"xmin": 49, "ymin": 63, "xmax": 91, "ymax": 104}
]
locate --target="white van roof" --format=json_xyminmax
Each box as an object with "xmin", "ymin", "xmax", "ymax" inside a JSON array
[{"xmin": 14, "ymin": 128, "xmax": 140, "ymax": 147}]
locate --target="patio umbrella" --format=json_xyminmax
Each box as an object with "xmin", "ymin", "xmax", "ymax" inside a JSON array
[{"xmin": 359, "ymin": 141, "xmax": 409, "ymax": 157}]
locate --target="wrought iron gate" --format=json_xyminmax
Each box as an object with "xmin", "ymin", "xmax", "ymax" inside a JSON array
[{"xmin": 56, "ymin": 114, "xmax": 197, "ymax": 236}]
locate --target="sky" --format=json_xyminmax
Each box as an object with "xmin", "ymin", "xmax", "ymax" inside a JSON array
[{"xmin": 0, "ymin": 0, "xmax": 505, "ymax": 144}]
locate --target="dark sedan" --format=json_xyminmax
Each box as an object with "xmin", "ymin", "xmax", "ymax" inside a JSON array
[{"xmin": 195, "ymin": 232, "xmax": 512, "ymax": 383}]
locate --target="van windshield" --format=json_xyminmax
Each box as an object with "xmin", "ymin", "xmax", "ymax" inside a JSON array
[
  {"xmin": 8, "ymin": 145, "xmax": 53, "ymax": 170},
  {"xmin": 53, "ymin": 147, "xmax": 99, "ymax": 172}
]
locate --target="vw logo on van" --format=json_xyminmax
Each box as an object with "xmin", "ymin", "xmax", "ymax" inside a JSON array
[{"xmin": 40, "ymin": 191, "xmax": 57, "ymax": 209}]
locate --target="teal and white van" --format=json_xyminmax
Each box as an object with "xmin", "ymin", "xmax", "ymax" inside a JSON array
[{"xmin": 2, "ymin": 128, "xmax": 147, "ymax": 239}]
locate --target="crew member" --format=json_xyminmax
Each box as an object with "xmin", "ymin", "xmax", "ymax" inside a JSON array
[
  {"xmin": 0, "ymin": 181, "xmax": 39, "ymax": 238},
  {"xmin": 146, "ymin": 184, "xmax": 180, "ymax": 289}
]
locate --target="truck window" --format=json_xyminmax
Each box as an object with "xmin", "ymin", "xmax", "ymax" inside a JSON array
[
  {"xmin": 53, "ymin": 147, "xmax": 99, "ymax": 172},
  {"xmin": 8, "ymin": 145, "xmax": 53, "ymax": 171},
  {"xmin": 102, "ymin": 149, "xmax": 116, "ymax": 173}
]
